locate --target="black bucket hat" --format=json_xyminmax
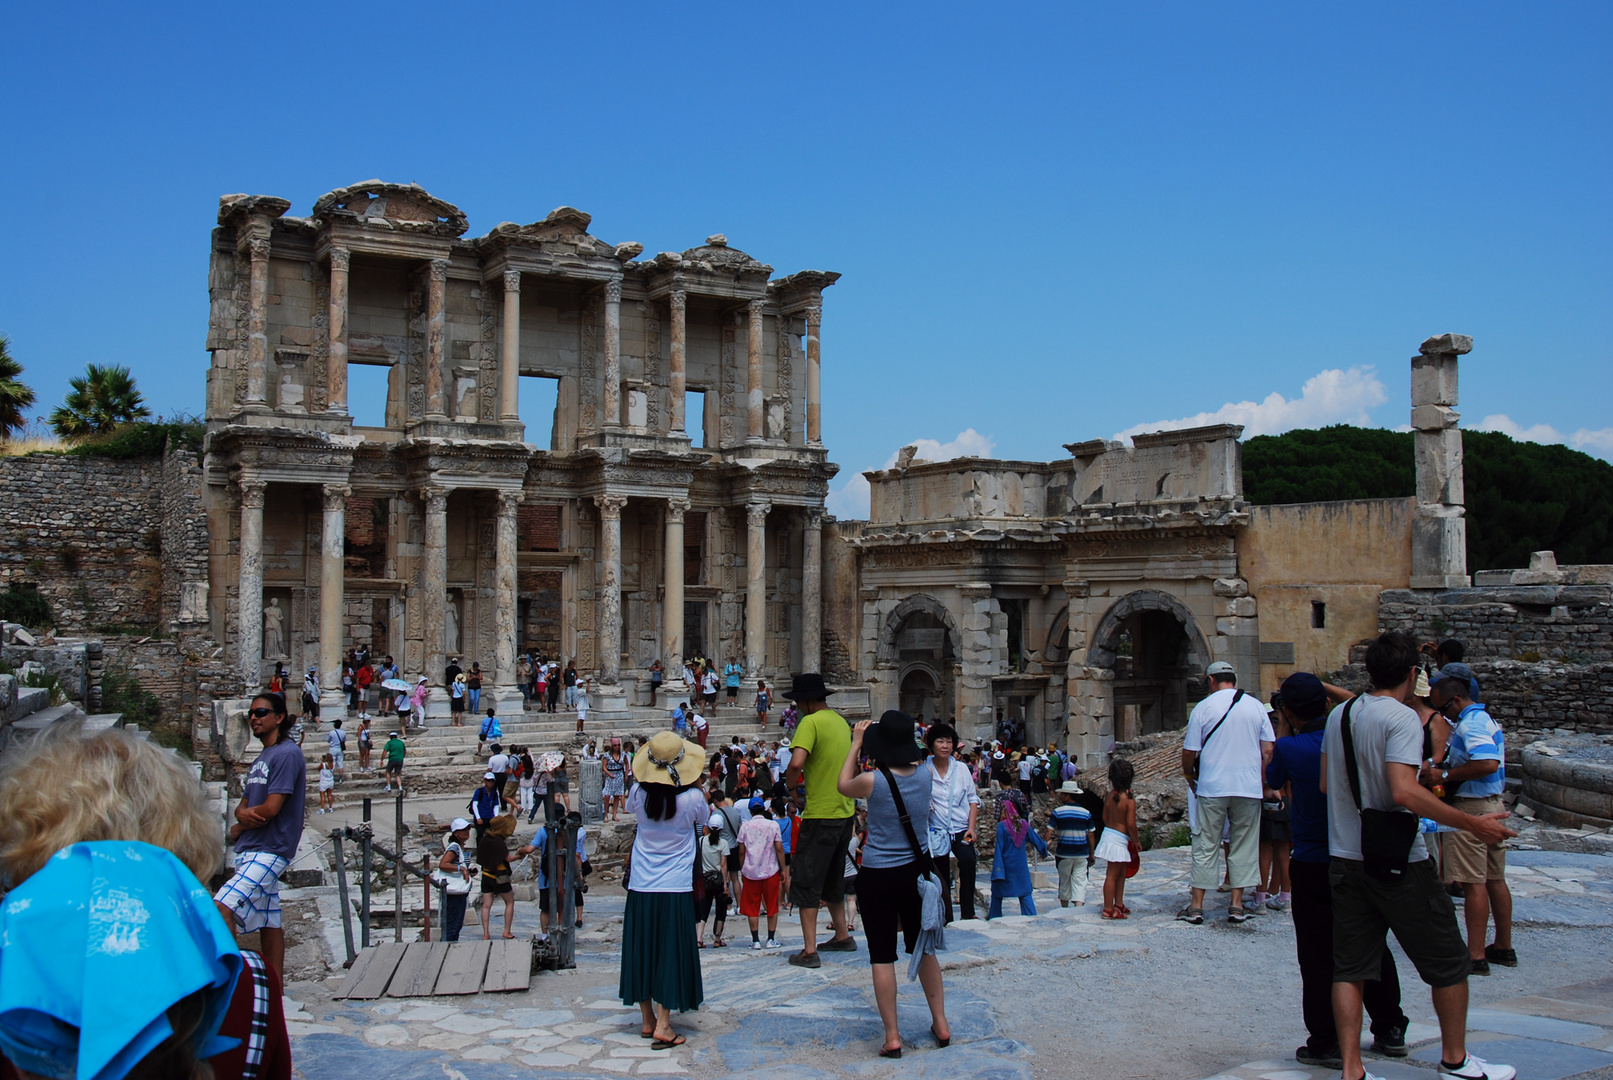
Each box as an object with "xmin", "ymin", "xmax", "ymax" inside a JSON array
[
  {"xmin": 780, "ymin": 673, "xmax": 832, "ymax": 702},
  {"xmin": 864, "ymin": 710, "xmax": 922, "ymax": 766}
]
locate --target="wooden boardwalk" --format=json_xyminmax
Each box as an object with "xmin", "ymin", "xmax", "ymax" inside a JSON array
[{"xmin": 334, "ymin": 939, "xmax": 531, "ymax": 999}]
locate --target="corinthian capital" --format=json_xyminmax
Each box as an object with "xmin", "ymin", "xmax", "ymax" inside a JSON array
[
  {"xmin": 594, "ymin": 494, "xmax": 628, "ymax": 519},
  {"xmin": 239, "ymin": 478, "xmax": 267, "ymax": 509},
  {"xmin": 498, "ymin": 490, "xmax": 524, "ymax": 515},
  {"xmin": 666, "ymin": 497, "xmax": 692, "ymax": 523},
  {"xmin": 605, "ymin": 275, "xmax": 623, "ymax": 304},
  {"xmin": 805, "ymin": 508, "xmax": 825, "ymax": 530},
  {"xmin": 748, "ymin": 297, "xmax": 765, "ymax": 319},
  {"xmin": 747, "ymin": 502, "xmax": 771, "ymax": 528},
  {"xmin": 329, "ymin": 247, "xmax": 350, "ymax": 272},
  {"xmin": 503, "ymin": 269, "xmax": 521, "ymax": 292},
  {"xmin": 246, "ymin": 237, "xmax": 272, "ymax": 262},
  {"xmin": 669, "ymin": 290, "xmax": 687, "ymax": 315},
  {"xmin": 322, "ymin": 484, "xmax": 352, "ymax": 512},
  {"xmin": 428, "ymin": 258, "xmax": 449, "ymax": 282},
  {"xmin": 420, "ymin": 484, "xmax": 448, "ymax": 515}
]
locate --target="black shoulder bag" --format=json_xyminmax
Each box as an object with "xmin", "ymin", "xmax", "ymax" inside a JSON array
[
  {"xmin": 1190, "ymin": 690, "xmax": 1244, "ymax": 782},
  {"xmin": 876, "ymin": 765, "xmax": 934, "ymax": 876},
  {"xmin": 1340, "ymin": 697, "xmax": 1420, "ymax": 883}
]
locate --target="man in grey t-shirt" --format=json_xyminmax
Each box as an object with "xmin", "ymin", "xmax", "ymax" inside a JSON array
[{"xmin": 1319, "ymin": 633, "xmax": 1517, "ymax": 1080}]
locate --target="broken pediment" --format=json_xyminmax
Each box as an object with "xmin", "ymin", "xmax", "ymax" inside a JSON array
[
  {"xmin": 311, "ymin": 181, "xmax": 469, "ymax": 237},
  {"xmin": 217, "ymin": 194, "xmax": 291, "ymax": 226},
  {"xmin": 679, "ymin": 237, "xmax": 773, "ymax": 277},
  {"xmin": 478, "ymin": 207, "xmax": 642, "ymax": 262}
]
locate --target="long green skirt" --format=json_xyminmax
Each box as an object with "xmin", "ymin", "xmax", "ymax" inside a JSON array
[{"xmin": 619, "ymin": 889, "xmax": 703, "ymax": 1012}]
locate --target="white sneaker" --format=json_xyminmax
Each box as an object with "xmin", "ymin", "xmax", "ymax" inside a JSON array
[
  {"xmin": 1438, "ymin": 1054, "xmax": 1517, "ymax": 1080},
  {"xmin": 764, "ymin": 938, "xmax": 783, "ymax": 950},
  {"xmin": 751, "ymin": 940, "xmax": 762, "ymax": 950}
]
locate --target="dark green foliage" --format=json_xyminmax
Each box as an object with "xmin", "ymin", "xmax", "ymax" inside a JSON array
[
  {"xmin": 100, "ymin": 666, "xmax": 162, "ymax": 730},
  {"xmin": 50, "ymin": 364, "xmax": 152, "ymax": 438},
  {"xmin": 0, "ymin": 583, "xmax": 53, "ymax": 628},
  {"xmin": 65, "ymin": 417, "xmax": 204, "ymax": 459},
  {"xmin": 1242, "ymin": 425, "xmax": 1613, "ymax": 571},
  {"xmin": 0, "ymin": 336, "xmax": 37, "ymax": 441}
]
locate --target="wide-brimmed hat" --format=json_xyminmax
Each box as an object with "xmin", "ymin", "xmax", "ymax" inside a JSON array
[
  {"xmin": 864, "ymin": 710, "xmax": 923, "ymax": 766},
  {"xmin": 487, "ymin": 814, "xmax": 517, "ymax": 838},
  {"xmin": 631, "ymin": 731, "xmax": 707, "ymax": 786},
  {"xmin": 1058, "ymin": 780, "xmax": 1084, "ymax": 795},
  {"xmin": 780, "ymin": 673, "xmax": 832, "ymax": 702}
]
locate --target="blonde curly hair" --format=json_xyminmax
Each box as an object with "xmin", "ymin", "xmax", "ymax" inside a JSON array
[{"xmin": 0, "ymin": 723, "xmax": 223, "ymax": 888}]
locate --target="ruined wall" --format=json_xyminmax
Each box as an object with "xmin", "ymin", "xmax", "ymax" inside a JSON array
[
  {"xmin": 822, "ymin": 519, "xmax": 863, "ymax": 681},
  {"xmin": 1240, "ymin": 498, "xmax": 1414, "ymax": 698}
]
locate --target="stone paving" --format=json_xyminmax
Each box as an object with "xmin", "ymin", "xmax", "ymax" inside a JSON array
[{"xmin": 279, "ymin": 843, "xmax": 1613, "ymax": 1080}]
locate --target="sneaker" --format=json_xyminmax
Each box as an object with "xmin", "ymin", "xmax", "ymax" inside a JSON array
[
  {"xmin": 787, "ymin": 950, "xmax": 822, "ymax": 969},
  {"xmin": 750, "ymin": 940, "xmax": 762, "ymax": 950},
  {"xmin": 1371, "ymin": 1021, "xmax": 1409, "ymax": 1057},
  {"xmin": 1266, "ymin": 892, "xmax": 1290, "ymax": 911},
  {"xmin": 1469, "ymin": 958, "xmax": 1491, "ymax": 976},
  {"xmin": 763, "ymin": 938, "xmax": 783, "ymax": 950},
  {"xmin": 1175, "ymin": 906, "xmax": 1204, "ymax": 925},
  {"xmin": 1438, "ymin": 1053, "xmax": 1516, "ymax": 1080},
  {"xmin": 1295, "ymin": 1044, "xmax": 1343, "ymax": 1068},
  {"xmin": 1484, "ymin": 944, "xmax": 1518, "ymax": 967}
]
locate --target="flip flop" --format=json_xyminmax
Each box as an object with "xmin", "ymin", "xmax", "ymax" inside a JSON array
[
  {"xmin": 640, "ymin": 1029, "xmax": 656, "ymax": 1039},
  {"xmin": 651, "ymin": 1034, "xmax": 687, "ymax": 1051}
]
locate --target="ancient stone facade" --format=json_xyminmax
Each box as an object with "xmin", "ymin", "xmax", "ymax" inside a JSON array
[{"xmin": 202, "ymin": 183, "xmax": 838, "ymax": 713}]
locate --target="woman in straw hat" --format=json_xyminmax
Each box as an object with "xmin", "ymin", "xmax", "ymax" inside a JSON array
[{"xmin": 620, "ymin": 730, "xmax": 709, "ymax": 1049}]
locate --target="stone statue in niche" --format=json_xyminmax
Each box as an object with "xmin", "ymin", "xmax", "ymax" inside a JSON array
[
  {"xmin": 446, "ymin": 594, "xmax": 461, "ymax": 656},
  {"xmin": 263, "ymin": 598, "xmax": 286, "ymax": 659}
]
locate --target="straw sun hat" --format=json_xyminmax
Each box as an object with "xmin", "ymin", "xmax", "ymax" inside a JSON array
[{"xmin": 631, "ymin": 731, "xmax": 707, "ymax": 786}]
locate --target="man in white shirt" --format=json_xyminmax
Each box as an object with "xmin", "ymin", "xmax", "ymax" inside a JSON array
[{"xmin": 1179, "ymin": 661, "xmax": 1273, "ymax": 924}]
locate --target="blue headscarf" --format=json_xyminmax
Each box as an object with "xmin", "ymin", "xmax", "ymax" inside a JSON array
[{"xmin": 0, "ymin": 841, "xmax": 242, "ymax": 1080}]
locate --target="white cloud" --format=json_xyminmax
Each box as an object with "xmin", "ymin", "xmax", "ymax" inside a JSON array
[
  {"xmin": 1113, "ymin": 366, "xmax": 1388, "ymax": 443},
  {"xmin": 825, "ymin": 428, "xmax": 997, "ymax": 520},
  {"xmin": 1475, "ymin": 414, "xmax": 1613, "ymax": 461}
]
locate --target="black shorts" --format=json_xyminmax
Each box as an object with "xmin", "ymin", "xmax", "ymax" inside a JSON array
[
  {"xmin": 385, "ymin": 761, "xmax": 403, "ymax": 775},
  {"xmin": 725, "ymin": 849, "xmax": 743, "ymax": 872},
  {"xmin": 842, "ymin": 875, "xmax": 857, "ymax": 897},
  {"xmin": 1261, "ymin": 815, "xmax": 1293, "ymax": 844},
  {"xmin": 787, "ymin": 816, "xmax": 854, "ymax": 909},
  {"xmin": 726, "ymin": 686, "xmax": 738, "ymax": 698},
  {"xmin": 1330, "ymin": 858, "xmax": 1469, "ymax": 988},
  {"xmin": 857, "ymin": 862, "xmax": 921, "ymax": 964}
]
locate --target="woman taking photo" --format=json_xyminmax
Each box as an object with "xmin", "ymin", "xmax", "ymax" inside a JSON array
[
  {"xmin": 620, "ymin": 731, "xmax": 709, "ymax": 1050},
  {"xmin": 836, "ymin": 711, "xmax": 951, "ymax": 1059}
]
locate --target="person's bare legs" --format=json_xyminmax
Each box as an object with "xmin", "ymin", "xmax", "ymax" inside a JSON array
[
  {"xmin": 1487, "ymin": 877, "xmax": 1513, "ymax": 950},
  {"xmin": 1334, "ymin": 981, "xmax": 1366, "ymax": 1079},
  {"xmin": 1462, "ymin": 881, "xmax": 1490, "ymax": 960},
  {"xmin": 1430, "ymin": 980, "xmax": 1470, "ymax": 1065},
  {"xmin": 918, "ymin": 952, "xmax": 949, "ymax": 1041},
  {"xmin": 871, "ymin": 962, "xmax": 902, "ymax": 1052},
  {"xmin": 798, "ymin": 905, "xmax": 820, "ymax": 953},
  {"xmin": 639, "ymin": 1001, "xmax": 656, "ymax": 1037},
  {"xmin": 824, "ymin": 899, "xmax": 850, "ymax": 943},
  {"xmin": 480, "ymin": 894, "xmax": 494, "ymax": 939},
  {"xmin": 502, "ymin": 895, "xmax": 516, "ymax": 938},
  {"xmin": 260, "ymin": 926, "xmax": 286, "ymax": 976}
]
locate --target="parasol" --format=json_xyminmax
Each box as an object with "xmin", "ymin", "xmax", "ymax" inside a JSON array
[
  {"xmin": 381, "ymin": 679, "xmax": 412, "ymax": 692},
  {"xmin": 534, "ymin": 751, "xmax": 565, "ymax": 772}
]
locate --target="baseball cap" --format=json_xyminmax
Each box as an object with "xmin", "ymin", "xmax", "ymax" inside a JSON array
[
  {"xmin": 1206, "ymin": 661, "xmax": 1237, "ymax": 677},
  {"xmin": 450, "ymin": 817, "xmax": 470, "ymax": 832},
  {"xmin": 1430, "ymin": 662, "xmax": 1476, "ymax": 694},
  {"xmin": 707, "ymin": 813, "xmax": 725, "ymax": 829},
  {"xmin": 1278, "ymin": 672, "xmax": 1326, "ymax": 712},
  {"xmin": 484, "ymin": 771, "xmax": 497, "ymax": 780}
]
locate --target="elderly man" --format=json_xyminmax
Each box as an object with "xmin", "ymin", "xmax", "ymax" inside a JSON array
[
  {"xmin": 1428, "ymin": 661, "xmax": 1515, "ymax": 976},
  {"xmin": 1178, "ymin": 660, "xmax": 1274, "ymax": 925}
]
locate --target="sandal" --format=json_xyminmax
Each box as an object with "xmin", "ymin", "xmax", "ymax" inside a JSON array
[
  {"xmin": 1175, "ymin": 906, "xmax": 1204, "ymax": 925},
  {"xmin": 1227, "ymin": 906, "xmax": 1250, "ymax": 924},
  {"xmin": 651, "ymin": 1034, "xmax": 687, "ymax": 1051},
  {"xmin": 1119, "ymin": 904, "xmax": 1131, "ymax": 915},
  {"xmin": 1101, "ymin": 906, "xmax": 1122, "ymax": 919},
  {"xmin": 879, "ymin": 1045, "xmax": 902, "ymax": 1059}
]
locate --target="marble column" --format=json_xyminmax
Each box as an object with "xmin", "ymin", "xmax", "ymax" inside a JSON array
[
  {"xmin": 603, "ymin": 274, "xmax": 623, "ymax": 427},
  {"xmin": 801, "ymin": 509, "xmax": 823, "ymax": 674},
  {"xmin": 326, "ymin": 247, "xmax": 350, "ymax": 415},
  {"xmin": 237, "ymin": 479, "xmax": 266, "ymax": 689},
  {"xmin": 1411, "ymin": 333, "xmax": 1473, "ymax": 589},
  {"xmin": 745, "ymin": 501, "xmax": 770, "ymax": 675},
  {"xmin": 422, "ymin": 485, "xmax": 448, "ymax": 683},
  {"xmin": 425, "ymin": 259, "xmax": 449, "ymax": 420},
  {"xmin": 500, "ymin": 270, "xmax": 521, "ymax": 422},
  {"xmin": 319, "ymin": 484, "xmax": 350, "ymax": 707},
  {"xmin": 746, "ymin": 298, "xmax": 765, "ymax": 441},
  {"xmin": 594, "ymin": 495, "xmax": 628, "ymax": 684},
  {"xmin": 243, "ymin": 238, "xmax": 271, "ymax": 406},
  {"xmin": 669, "ymin": 290, "xmax": 687, "ymax": 435},
  {"xmin": 663, "ymin": 498, "xmax": 690, "ymax": 674},
  {"xmin": 495, "ymin": 490, "xmax": 521, "ymax": 688},
  {"xmin": 804, "ymin": 302, "xmax": 822, "ymax": 445}
]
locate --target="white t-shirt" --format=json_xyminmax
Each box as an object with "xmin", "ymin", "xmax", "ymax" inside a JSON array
[
  {"xmin": 1321, "ymin": 694, "xmax": 1428, "ymax": 863},
  {"xmin": 488, "ymin": 753, "xmax": 510, "ymax": 774},
  {"xmin": 1018, "ymin": 758, "xmax": 1034, "ymax": 781},
  {"xmin": 1182, "ymin": 688, "xmax": 1274, "ymax": 799},
  {"xmin": 626, "ymin": 785, "xmax": 708, "ymax": 892}
]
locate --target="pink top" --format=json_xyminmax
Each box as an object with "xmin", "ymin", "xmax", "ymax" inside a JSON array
[{"xmin": 737, "ymin": 815, "xmax": 782, "ymax": 880}]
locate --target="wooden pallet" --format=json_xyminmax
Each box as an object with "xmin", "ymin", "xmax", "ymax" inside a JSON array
[{"xmin": 334, "ymin": 938, "xmax": 530, "ymax": 999}]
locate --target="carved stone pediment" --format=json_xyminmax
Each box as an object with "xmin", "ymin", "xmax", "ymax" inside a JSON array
[{"xmin": 312, "ymin": 181, "xmax": 469, "ymax": 237}]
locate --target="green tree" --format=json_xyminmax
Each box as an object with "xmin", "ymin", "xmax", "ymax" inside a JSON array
[
  {"xmin": 0, "ymin": 336, "xmax": 37, "ymax": 441},
  {"xmin": 49, "ymin": 363, "xmax": 152, "ymax": 438}
]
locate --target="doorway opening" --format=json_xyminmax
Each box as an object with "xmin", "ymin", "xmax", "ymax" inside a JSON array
[{"xmin": 519, "ymin": 375, "xmax": 561, "ymax": 449}]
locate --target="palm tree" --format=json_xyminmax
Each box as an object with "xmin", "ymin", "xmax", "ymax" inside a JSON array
[
  {"xmin": 49, "ymin": 363, "xmax": 152, "ymax": 438},
  {"xmin": 0, "ymin": 337, "xmax": 37, "ymax": 442}
]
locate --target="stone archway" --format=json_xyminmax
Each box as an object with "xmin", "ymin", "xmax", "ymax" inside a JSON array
[
  {"xmin": 876, "ymin": 594, "xmax": 962, "ymax": 664},
  {"xmin": 1085, "ymin": 589, "xmax": 1210, "ymax": 743},
  {"xmin": 874, "ymin": 594, "xmax": 961, "ymax": 724}
]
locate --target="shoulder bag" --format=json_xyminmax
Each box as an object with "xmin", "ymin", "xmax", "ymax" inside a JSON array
[
  {"xmin": 1190, "ymin": 689, "xmax": 1244, "ymax": 782},
  {"xmin": 1340, "ymin": 696, "xmax": 1420, "ymax": 883}
]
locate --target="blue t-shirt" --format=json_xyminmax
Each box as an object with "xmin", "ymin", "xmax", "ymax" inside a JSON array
[
  {"xmin": 236, "ymin": 738, "xmax": 307, "ymax": 861},
  {"xmin": 1049, "ymin": 804, "xmax": 1094, "ymax": 857},
  {"xmin": 1265, "ymin": 726, "xmax": 1328, "ymax": 864},
  {"xmin": 1445, "ymin": 703, "xmax": 1504, "ymax": 798}
]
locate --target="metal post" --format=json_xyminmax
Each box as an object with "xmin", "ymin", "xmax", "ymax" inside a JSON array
[
  {"xmin": 360, "ymin": 797, "xmax": 372, "ymax": 949},
  {"xmin": 331, "ymin": 828, "xmax": 356, "ymax": 964},
  {"xmin": 421, "ymin": 853, "xmax": 433, "ymax": 941},
  {"xmin": 556, "ymin": 816, "xmax": 577, "ymax": 969},
  {"xmin": 394, "ymin": 792, "xmax": 405, "ymax": 943}
]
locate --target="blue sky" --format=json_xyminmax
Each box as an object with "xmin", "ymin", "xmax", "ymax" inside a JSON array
[{"xmin": 2, "ymin": 2, "xmax": 1608, "ymax": 516}]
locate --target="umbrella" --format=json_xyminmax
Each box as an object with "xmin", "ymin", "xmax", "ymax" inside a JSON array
[
  {"xmin": 381, "ymin": 679, "xmax": 413, "ymax": 692},
  {"xmin": 534, "ymin": 751, "xmax": 565, "ymax": 772}
]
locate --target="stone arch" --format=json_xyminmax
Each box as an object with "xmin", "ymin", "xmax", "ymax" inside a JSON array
[
  {"xmin": 1043, "ymin": 605, "xmax": 1071, "ymax": 665},
  {"xmin": 1087, "ymin": 589, "xmax": 1210, "ymax": 672},
  {"xmin": 876, "ymin": 593, "xmax": 962, "ymax": 665}
]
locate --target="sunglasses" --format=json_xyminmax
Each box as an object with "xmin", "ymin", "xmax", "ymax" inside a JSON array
[{"xmin": 248, "ymin": 707, "xmax": 277, "ymax": 718}]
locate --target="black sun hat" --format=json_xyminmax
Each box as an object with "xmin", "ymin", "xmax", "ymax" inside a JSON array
[
  {"xmin": 780, "ymin": 673, "xmax": 833, "ymax": 702},
  {"xmin": 863, "ymin": 710, "xmax": 923, "ymax": 766}
]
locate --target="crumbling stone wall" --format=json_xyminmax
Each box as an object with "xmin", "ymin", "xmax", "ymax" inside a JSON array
[{"xmin": 159, "ymin": 450, "xmax": 209, "ymax": 626}]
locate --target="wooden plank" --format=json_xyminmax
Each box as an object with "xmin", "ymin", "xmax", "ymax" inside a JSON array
[
  {"xmin": 332, "ymin": 945, "xmax": 385, "ymax": 1000},
  {"xmin": 387, "ymin": 941, "xmax": 451, "ymax": 998},
  {"xmin": 344, "ymin": 942, "xmax": 409, "ymax": 1000},
  {"xmin": 481, "ymin": 938, "xmax": 532, "ymax": 994},
  {"xmin": 432, "ymin": 940, "xmax": 491, "ymax": 996}
]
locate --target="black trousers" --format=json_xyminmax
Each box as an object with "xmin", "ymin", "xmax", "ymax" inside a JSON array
[
  {"xmin": 934, "ymin": 832, "xmax": 979, "ymax": 923},
  {"xmin": 1290, "ymin": 859, "xmax": 1408, "ymax": 1050}
]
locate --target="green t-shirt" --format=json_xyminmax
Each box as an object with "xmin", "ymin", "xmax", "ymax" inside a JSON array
[
  {"xmin": 384, "ymin": 738, "xmax": 406, "ymax": 764},
  {"xmin": 792, "ymin": 708, "xmax": 854, "ymax": 820}
]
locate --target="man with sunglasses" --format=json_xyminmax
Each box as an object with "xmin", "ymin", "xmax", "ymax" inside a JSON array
[{"xmin": 214, "ymin": 691, "xmax": 307, "ymax": 977}]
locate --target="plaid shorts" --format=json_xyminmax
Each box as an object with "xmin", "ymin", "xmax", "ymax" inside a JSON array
[{"xmin": 215, "ymin": 850, "xmax": 290, "ymax": 932}]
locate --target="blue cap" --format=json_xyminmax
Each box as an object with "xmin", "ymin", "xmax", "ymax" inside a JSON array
[
  {"xmin": 1430, "ymin": 662, "xmax": 1477, "ymax": 696},
  {"xmin": 1279, "ymin": 672, "xmax": 1327, "ymax": 713}
]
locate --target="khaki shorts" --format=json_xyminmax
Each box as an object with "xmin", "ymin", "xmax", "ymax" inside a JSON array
[{"xmin": 1442, "ymin": 795, "xmax": 1507, "ymax": 883}]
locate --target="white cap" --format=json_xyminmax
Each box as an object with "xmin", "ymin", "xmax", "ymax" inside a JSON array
[
  {"xmin": 707, "ymin": 812, "xmax": 726, "ymax": 829},
  {"xmin": 484, "ymin": 771, "xmax": 497, "ymax": 780},
  {"xmin": 450, "ymin": 817, "xmax": 471, "ymax": 832}
]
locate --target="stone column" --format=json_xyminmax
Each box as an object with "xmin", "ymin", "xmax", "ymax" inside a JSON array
[
  {"xmin": 957, "ymin": 583, "xmax": 998, "ymax": 743},
  {"xmin": 594, "ymin": 494, "xmax": 628, "ymax": 685},
  {"xmin": 319, "ymin": 484, "xmax": 350, "ymax": 708},
  {"xmin": 804, "ymin": 302, "xmax": 822, "ymax": 445},
  {"xmin": 663, "ymin": 498, "xmax": 690, "ymax": 674},
  {"xmin": 422, "ymin": 485, "xmax": 449, "ymax": 683},
  {"xmin": 603, "ymin": 274, "xmax": 623, "ymax": 427},
  {"xmin": 746, "ymin": 298, "xmax": 765, "ymax": 441},
  {"xmin": 669, "ymin": 290, "xmax": 687, "ymax": 435},
  {"xmin": 424, "ymin": 259, "xmax": 449, "ymax": 420},
  {"xmin": 801, "ymin": 509, "xmax": 824, "ymax": 674},
  {"xmin": 243, "ymin": 238, "xmax": 271, "ymax": 406},
  {"xmin": 745, "ymin": 502, "xmax": 770, "ymax": 675},
  {"xmin": 237, "ymin": 479, "xmax": 266, "ymax": 689},
  {"xmin": 1410, "ymin": 333, "xmax": 1473, "ymax": 589},
  {"xmin": 326, "ymin": 247, "xmax": 350, "ymax": 415},
  {"xmin": 500, "ymin": 270, "xmax": 521, "ymax": 422},
  {"xmin": 495, "ymin": 491, "xmax": 521, "ymax": 688}
]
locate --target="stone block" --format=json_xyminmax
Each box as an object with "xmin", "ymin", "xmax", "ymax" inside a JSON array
[
  {"xmin": 1419, "ymin": 333, "xmax": 1473, "ymax": 356},
  {"xmin": 1411, "ymin": 352, "xmax": 1459, "ymax": 407},
  {"xmin": 1229, "ymin": 596, "xmax": 1257, "ymax": 618},
  {"xmin": 1212, "ymin": 577, "xmax": 1248, "ymax": 598},
  {"xmin": 1415, "ymin": 428, "xmax": 1464, "ymax": 505},
  {"xmin": 1410, "ymin": 404, "xmax": 1459, "ymax": 431},
  {"xmin": 1410, "ymin": 509, "xmax": 1468, "ymax": 589}
]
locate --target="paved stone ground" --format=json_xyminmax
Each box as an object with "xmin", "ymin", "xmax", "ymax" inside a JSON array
[{"xmin": 279, "ymin": 844, "xmax": 1613, "ymax": 1080}]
